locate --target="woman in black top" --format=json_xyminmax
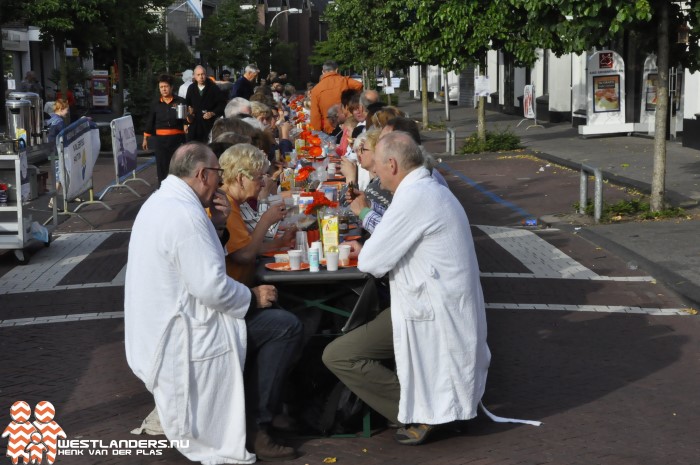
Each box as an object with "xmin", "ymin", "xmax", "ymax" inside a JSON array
[{"xmin": 143, "ymin": 74, "xmax": 187, "ymax": 186}]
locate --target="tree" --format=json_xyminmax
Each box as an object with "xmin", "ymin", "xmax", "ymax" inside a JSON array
[
  {"xmin": 25, "ymin": 1, "xmax": 113, "ymax": 112},
  {"xmin": 197, "ymin": 0, "xmax": 263, "ymax": 71},
  {"xmin": 98, "ymin": 0, "xmax": 172, "ymax": 114},
  {"xmin": 512, "ymin": 0, "xmax": 694, "ymax": 211}
]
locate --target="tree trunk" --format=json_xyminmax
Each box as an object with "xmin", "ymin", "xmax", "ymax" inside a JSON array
[
  {"xmin": 478, "ymin": 96, "xmax": 486, "ymax": 143},
  {"xmin": 421, "ymin": 64, "xmax": 429, "ymax": 129},
  {"xmin": 58, "ymin": 36, "xmax": 69, "ymax": 124},
  {"xmin": 477, "ymin": 60, "xmax": 487, "ymax": 143},
  {"xmin": 384, "ymin": 68, "xmax": 391, "ymax": 106},
  {"xmin": 651, "ymin": 2, "xmax": 669, "ymax": 212}
]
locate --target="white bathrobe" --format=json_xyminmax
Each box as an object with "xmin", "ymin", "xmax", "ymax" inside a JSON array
[
  {"xmin": 358, "ymin": 167, "xmax": 490, "ymax": 425},
  {"xmin": 125, "ymin": 176, "xmax": 255, "ymax": 465}
]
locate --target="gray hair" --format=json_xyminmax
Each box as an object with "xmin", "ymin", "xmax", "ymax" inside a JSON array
[
  {"xmin": 245, "ymin": 64, "xmax": 260, "ymax": 75},
  {"xmin": 169, "ymin": 142, "xmax": 214, "ymax": 178},
  {"xmin": 322, "ymin": 60, "xmax": 338, "ymax": 73},
  {"xmin": 327, "ymin": 104, "xmax": 341, "ymax": 122},
  {"xmin": 225, "ymin": 97, "xmax": 252, "ymax": 118},
  {"xmin": 376, "ymin": 131, "xmax": 424, "ymax": 171},
  {"xmin": 352, "ymin": 131, "xmax": 369, "ymax": 153}
]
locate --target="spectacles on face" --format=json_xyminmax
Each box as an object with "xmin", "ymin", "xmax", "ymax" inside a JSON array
[
  {"xmin": 244, "ymin": 172, "xmax": 265, "ymax": 183},
  {"xmin": 202, "ymin": 167, "xmax": 224, "ymax": 186},
  {"xmin": 358, "ymin": 146, "xmax": 371, "ymax": 154}
]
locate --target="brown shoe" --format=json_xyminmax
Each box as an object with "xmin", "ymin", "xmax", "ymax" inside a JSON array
[{"xmin": 249, "ymin": 428, "xmax": 297, "ymax": 461}]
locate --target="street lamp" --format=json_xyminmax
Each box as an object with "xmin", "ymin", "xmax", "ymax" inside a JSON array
[{"xmin": 269, "ymin": 8, "xmax": 302, "ymax": 74}]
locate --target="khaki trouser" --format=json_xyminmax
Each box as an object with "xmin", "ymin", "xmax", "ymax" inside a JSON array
[{"xmin": 322, "ymin": 308, "xmax": 401, "ymax": 425}]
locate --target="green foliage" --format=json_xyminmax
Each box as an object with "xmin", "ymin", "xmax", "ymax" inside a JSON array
[
  {"xmin": 574, "ymin": 197, "xmax": 688, "ymax": 222},
  {"xmin": 148, "ymin": 33, "xmax": 195, "ymax": 75},
  {"xmin": 460, "ymin": 129, "xmax": 522, "ymax": 154},
  {"xmin": 47, "ymin": 62, "xmax": 90, "ymax": 91},
  {"xmin": 197, "ymin": 0, "xmax": 262, "ymax": 70},
  {"xmin": 125, "ymin": 64, "xmax": 157, "ymax": 133}
]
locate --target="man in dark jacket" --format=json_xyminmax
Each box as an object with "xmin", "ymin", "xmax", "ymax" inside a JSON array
[
  {"xmin": 185, "ymin": 65, "xmax": 226, "ymax": 143},
  {"xmin": 230, "ymin": 64, "xmax": 259, "ymax": 101}
]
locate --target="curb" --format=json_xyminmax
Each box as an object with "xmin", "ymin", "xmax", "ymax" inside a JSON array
[{"xmin": 526, "ymin": 150, "xmax": 699, "ymax": 210}]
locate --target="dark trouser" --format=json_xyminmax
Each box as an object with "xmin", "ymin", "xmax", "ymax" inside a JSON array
[
  {"xmin": 153, "ymin": 134, "xmax": 185, "ymax": 186},
  {"xmin": 244, "ymin": 308, "xmax": 304, "ymax": 426},
  {"xmin": 322, "ymin": 308, "xmax": 401, "ymax": 425}
]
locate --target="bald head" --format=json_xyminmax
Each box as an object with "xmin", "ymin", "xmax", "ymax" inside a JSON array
[
  {"xmin": 194, "ymin": 65, "xmax": 207, "ymax": 85},
  {"xmin": 376, "ymin": 131, "xmax": 423, "ymax": 170},
  {"xmin": 170, "ymin": 142, "xmax": 215, "ymax": 179}
]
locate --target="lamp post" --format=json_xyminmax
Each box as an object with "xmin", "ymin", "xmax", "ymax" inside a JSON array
[{"xmin": 269, "ymin": 8, "xmax": 302, "ymax": 74}]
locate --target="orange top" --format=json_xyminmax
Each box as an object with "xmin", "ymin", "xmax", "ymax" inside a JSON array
[{"xmin": 310, "ymin": 72, "xmax": 363, "ymax": 134}]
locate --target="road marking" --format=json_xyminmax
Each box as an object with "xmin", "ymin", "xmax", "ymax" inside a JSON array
[
  {"xmin": 1, "ymin": 232, "xmax": 126, "ymax": 295},
  {"xmin": 486, "ymin": 304, "xmax": 689, "ymax": 315},
  {"xmin": 0, "ymin": 312, "xmax": 124, "ymax": 327},
  {"xmin": 476, "ymin": 225, "xmax": 653, "ymax": 281},
  {"xmin": 0, "ymin": 302, "xmax": 690, "ymax": 328}
]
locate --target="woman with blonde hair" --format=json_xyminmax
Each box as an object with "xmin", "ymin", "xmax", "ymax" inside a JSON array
[
  {"xmin": 47, "ymin": 99, "xmax": 70, "ymax": 204},
  {"xmin": 219, "ymin": 143, "xmax": 295, "ymax": 285},
  {"xmin": 218, "ymin": 143, "xmax": 302, "ymax": 461}
]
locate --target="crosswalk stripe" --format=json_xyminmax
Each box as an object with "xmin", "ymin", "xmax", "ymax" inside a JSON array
[{"xmin": 1, "ymin": 232, "xmax": 125, "ymax": 294}]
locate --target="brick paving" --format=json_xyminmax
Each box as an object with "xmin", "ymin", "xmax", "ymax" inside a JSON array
[{"xmin": 1, "ymin": 105, "xmax": 699, "ymax": 464}]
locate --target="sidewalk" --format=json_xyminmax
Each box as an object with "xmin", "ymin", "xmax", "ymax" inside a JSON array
[{"xmin": 399, "ymin": 95, "xmax": 700, "ymax": 308}]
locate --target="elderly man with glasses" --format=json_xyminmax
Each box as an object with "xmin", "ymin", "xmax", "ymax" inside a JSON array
[{"xmin": 125, "ymin": 142, "xmax": 284, "ymax": 464}]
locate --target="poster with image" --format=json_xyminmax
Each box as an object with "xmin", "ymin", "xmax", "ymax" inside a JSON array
[
  {"xmin": 645, "ymin": 73, "xmax": 659, "ymax": 111},
  {"xmin": 593, "ymin": 75, "xmax": 620, "ymax": 113}
]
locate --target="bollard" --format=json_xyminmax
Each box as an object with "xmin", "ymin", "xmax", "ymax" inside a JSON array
[
  {"xmin": 579, "ymin": 164, "xmax": 603, "ymax": 223},
  {"xmin": 445, "ymin": 127, "xmax": 456, "ymax": 156}
]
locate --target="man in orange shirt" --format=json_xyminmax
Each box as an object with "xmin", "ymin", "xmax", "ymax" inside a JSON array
[{"xmin": 310, "ymin": 60, "xmax": 363, "ymax": 134}]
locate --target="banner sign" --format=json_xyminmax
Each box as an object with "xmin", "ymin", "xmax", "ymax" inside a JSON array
[
  {"xmin": 58, "ymin": 118, "xmax": 100, "ymax": 200},
  {"xmin": 110, "ymin": 116, "xmax": 138, "ymax": 177},
  {"xmin": 523, "ymin": 85, "xmax": 535, "ymax": 119}
]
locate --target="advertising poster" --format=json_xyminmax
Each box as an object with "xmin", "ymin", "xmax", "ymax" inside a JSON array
[
  {"xmin": 523, "ymin": 85, "xmax": 535, "ymax": 119},
  {"xmin": 111, "ymin": 116, "xmax": 138, "ymax": 177},
  {"xmin": 58, "ymin": 118, "xmax": 100, "ymax": 200},
  {"xmin": 593, "ymin": 75, "xmax": 620, "ymax": 113},
  {"xmin": 645, "ymin": 73, "xmax": 659, "ymax": 111}
]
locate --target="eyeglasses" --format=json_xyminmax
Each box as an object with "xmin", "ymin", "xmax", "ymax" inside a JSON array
[
  {"xmin": 358, "ymin": 146, "xmax": 371, "ymax": 154},
  {"xmin": 203, "ymin": 167, "xmax": 224, "ymax": 177},
  {"xmin": 244, "ymin": 172, "xmax": 265, "ymax": 183}
]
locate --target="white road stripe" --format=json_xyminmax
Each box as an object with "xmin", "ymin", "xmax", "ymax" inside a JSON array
[
  {"xmin": 0, "ymin": 312, "xmax": 124, "ymax": 327},
  {"xmin": 480, "ymin": 272, "xmax": 654, "ymax": 282},
  {"xmin": 486, "ymin": 303, "xmax": 689, "ymax": 315},
  {"xmin": 1, "ymin": 232, "xmax": 124, "ymax": 295},
  {"xmin": 477, "ymin": 225, "xmax": 599, "ymax": 279}
]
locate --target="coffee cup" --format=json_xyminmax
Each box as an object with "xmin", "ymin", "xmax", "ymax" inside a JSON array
[
  {"xmin": 325, "ymin": 251, "xmax": 339, "ymax": 271},
  {"xmin": 338, "ymin": 244, "xmax": 351, "ymax": 267},
  {"xmin": 288, "ymin": 250, "xmax": 303, "ymax": 270}
]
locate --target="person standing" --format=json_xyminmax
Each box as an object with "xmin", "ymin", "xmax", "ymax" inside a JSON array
[
  {"xmin": 20, "ymin": 71, "xmax": 43, "ymax": 95},
  {"xmin": 323, "ymin": 131, "xmax": 490, "ymax": 445},
  {"xmin": 310, "ymin": 60, "xmax": 363, "ymax": 134},
  {"xmin": 125, "ymin": 142, "xmax": 278, "ymax": 464},
  {"xmin": 231, "ymin": 65, "xmax": 260, "ymax": 101},
  {"xmin": 185, "ymin": 65, "xmax": 226, "ymax": 143},
  {"xmin": 143, "ymin": 74, "xmax": 187, "ymax": 187}
]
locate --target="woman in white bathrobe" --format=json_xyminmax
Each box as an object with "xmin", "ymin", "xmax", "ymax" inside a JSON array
[
  {"xmin": 357, "ymin": 132, "xmax": 490, "ymax": 431},
  {"xmin": 125, "ymin": 143, "xmax": 275, "ymax": 464}
]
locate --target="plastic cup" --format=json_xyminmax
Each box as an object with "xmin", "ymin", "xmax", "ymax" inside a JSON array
[
  {"xmin": 274, "ymin": 253, "xmax": 289, "ymax": 263},
  {"xmin": 310, "ymin": 241, "xmax": 324, "ymax": 259},
  {"xmin": 325, "ymin": 251, "xmax": 339, "ymax": 271},
  {"xmin": 338, "ymin": 244, "xmax": 351, "ymax": 267},
  {"xmin": 288, "ymin": 250, "xmax": 303, "ymax": 270}
]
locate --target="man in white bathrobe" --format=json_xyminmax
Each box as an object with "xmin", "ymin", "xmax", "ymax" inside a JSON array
[
  {"xmin": 323, "ymin": 131, "xmax": 490, "ymax": 445},
  {"xmin": 125, "ymin": 142, "xmax": 283, "ymax": 464}
]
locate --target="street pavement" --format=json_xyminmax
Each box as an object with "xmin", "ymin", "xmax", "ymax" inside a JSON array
[{"xmin": 1, "ymin": 94, "xmax": 700, "ymax": 464}]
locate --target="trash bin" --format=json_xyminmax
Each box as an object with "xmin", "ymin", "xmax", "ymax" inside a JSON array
[{"xmin": 5, "ymin": 100, "xmax": 32, "ymax": 145}]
